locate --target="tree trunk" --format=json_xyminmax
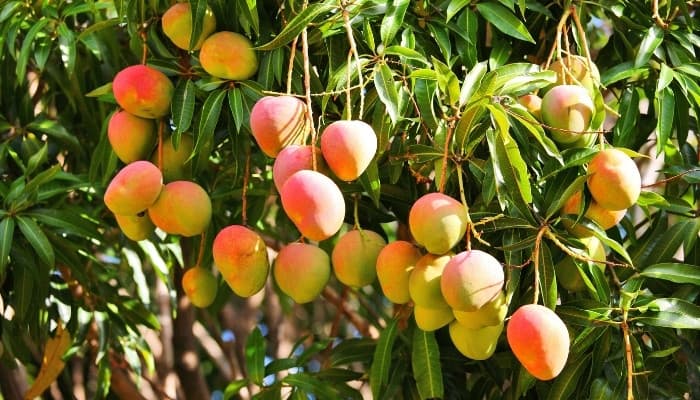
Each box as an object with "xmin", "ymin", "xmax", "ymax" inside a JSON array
[{"xmin": 0, "ymin": 360, "xmax": 29, "ymax": 400}]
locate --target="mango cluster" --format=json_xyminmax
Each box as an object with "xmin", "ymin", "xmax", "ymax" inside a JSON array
[
  {"xmin": 556, "ymin": 147, "xmax": 641, "ymax": 291},
  {"xmin": 519, "ymin": 55, "xmax": 601, "ymax": 148}
]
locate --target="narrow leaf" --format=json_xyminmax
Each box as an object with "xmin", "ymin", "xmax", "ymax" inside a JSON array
[
  {"xmin": 245, "ymin": 327, "xmax": 266, "ymax": 386},
  {"xmin": 193, "ymin": 89, "xmax": 226, "ymax": 159},
  {"xmin": 640, "ymin": 263, "xmax": 700, "ymax": 286},
  {"xmin": 546, "ymin": 353, "xmax": 592, "ymax": 400},
  {"xmin": 16, "ymin": 216, "xmax": 54, "ymax": 267},
  {"xmin": 459, "ymin": 61, "xmax": 488, "ymax": 108},
  {"xmin": 411, "ymin": 329, "xmax": 443, "ymax": 399},
  {"xmin": 475, "ymin": 2, "xmax": 534, "ymax": 43},
  {"xmin": 172, "ymin": 79, "xmax": 195, "ymax": 136},
  {"xmin": 380, "ymin": 0, "xmax": 410, "ymax": 45},
  {"xmin": 255, "ymin": 2, "xmax": 335, "ymax": 51},
  {"xmin": 633, "ymin": 298, "xmax": 700, "ymax": 329},
  {"xmin": 16, "ymin": 18, "xmax": 51, "ymax": 83},
  {"xmin": 635, "ymin": 25, "xmax": 664, "ymax": 68},
  {"xmin": 0, "ymin": 217, "xmax": 14, "ymax": 274},
  {"xmin": 655, "ymin": 87, "xmax": 674, "ymax": 154},
  {"xmin": 374, "ymin": 63, "xmax": 399, "ymax": 124},
  {"xmin": 370, "ymin": 319, "xmax": 399, "ymax": 398}
]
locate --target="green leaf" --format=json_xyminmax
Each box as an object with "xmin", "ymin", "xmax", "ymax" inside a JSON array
[
  {"xmin": 245, "ymin": 326, "xmax": 266, "ymax": 386},
  {"xmin": 224, "ymin": 379, "xmax": 249, "ymax": 399},
  {"xmin": 381, "ymin": 0, "xmax": 409, "ymax": 45},
  {"xmin": 0, "ymin": 217, "xmax": 14, "ymax": 274},
  {"xmin": 546, "ymin": 353, "xmax": 592, "ymax": 400},
  {"xmin": 432, "ymin": 56, "xmax": 460, "ymax": 106},
  {"xmin": 12, "ymin": 257, "xmax": 36, "ymax": 321},
  {"xmin": 635, "ymin": 25, "xmax": 664, "ymax": 68},
  {"xmin": 655, "ymin": 87, "xmax": 674, "ymax": 154},
  {"xmin": 255, "ymin": 1, "xmax": 336, "ymax": 51},
  {"xmin": 447, "ymin": 0, "xmax": 471, "ymax": 22},
  {"xmin": 25, "ymin": 208, "xmax": 100, "ymax": 239},
  {"xmin": 475, "ymin": 2, "xmax": 534, "ymax": 43},
  {"xmin": 193, "ymin": 89, "xmax": 226, "ymax": 159},
  {"xmin": 635, "ymin": 219, "xmax": 700, "ymax": 267},
  {"xmin": 189, "ymin": 0, "xmax": 207, "ymax": 51},
  {"xmin": 656, "ymin": 63, "xmax": 675, "ymax": 93},
  {"xmin": 172, "ymin": 79, "xmax": 195, "ymax": 136},
  {"xmin": 359, "ymin": 159, "xmax": 381, "ymax": 207},
  {"xmin": 282, "ymin": 373, "xmax": 337, "ymax": 399},
  {"xmin": 16, "ymin": 17, "xmax": 51, "ymax": 84},
  {"xmin": 459, "ymin": 61, "xmax": 488, "ymax": 108},
  {"xmin": 639, "ymin": 263, "xmax": 700, "ymax": 286},
  {"xmin": 16, "ymin": 216, "xmax": 54, "ymax": 267},
  {"xmin": 26, "ymin": 117, "xmax": 80, "ymax": 154},
  {"xmin": 370, "ymin": 319, "xmax": 399, "ymax": 398},
  {"xmin": 633, "ymin": 298, "xmax": 700, "ymax": 329},
  {"xmin": 613, "ymin": 88, "xmax": 640, "ymax": 148},
  {"xmin": 329, "ymin": 338, "xmax": 376, "ymax": 367},
  {"xmin": 374, "ymin": 63, "xmax": 399, "ymax": 124},
  {"xmin": 411, "ymin": 329, "xmax": 443, "ymax": 399},
  {"xmin": 57, "ymin": 22, "xmax": 77, "ymax": 77},
  {"xmin": 539, "ymin": 242, "xmax": 557, "ymax": 309},
  {"xmin": 383, "ymin": 45, "xmax": 429, "ymax": 65}
]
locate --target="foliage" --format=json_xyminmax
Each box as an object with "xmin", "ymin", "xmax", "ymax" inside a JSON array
[{"xmin": 0, "ymin": 0, "xmax": 699, "ymax": 399}]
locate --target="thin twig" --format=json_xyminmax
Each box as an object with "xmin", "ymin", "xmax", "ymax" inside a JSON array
[
  {"xmin": 301, "ymin": 25, "xmax": 318, "ymax": 171},
  {"xmin": 621, "ymin": 310, "xmax": 635, "ymax": 400},
  {"xmin": 241, "ymin": 145, "xmax": 251, "ymax": 226},
  {"xmin": 438, "ymin": 118, "xmax": 457, "ymax": 192},
  {"xmin": 286, "ymin": 36, "xmax": 299, "ymax": 95},
  {"xmin": 531, "ymin": 226, "xmax": 548, "ymax": 304},
  {"xmin": 651, "ymin": 0, "xmax": 669, "ymax": 29},
  {"xmin": 342, "ymin": 4, "xmax": 365, "ymax": 118}
]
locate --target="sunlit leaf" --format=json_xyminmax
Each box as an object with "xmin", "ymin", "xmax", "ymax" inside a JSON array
[
  {"xmin": 475, "ymin": 2, "xmax": 534, "ymax": 43},
  {"xmin": 411, "ymin": 329, "xmax": 443, "ymax": 399}
]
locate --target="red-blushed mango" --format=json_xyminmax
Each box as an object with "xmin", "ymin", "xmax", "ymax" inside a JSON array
[
  {"xmin": 112, "ymin": 64, "xmax": 174, "ymax": 119},
  {"xmin": 199, "ymin": 31, "xmax": 257, "ymax": 80},
  {"xmin": 376, "ymin": 240, "xmax": 422, "ymax": 304},
  {"xmin": 441, "ymin": 250, "xmax": 504, "ymax": 311},
  {"xmin": 114, "ymin": 212, "xmax": 155, "ymax": 241},
  {"xmin": 148, "ymin": 180, "xmax": 211, "ymax": 237},
  {"xmin": 152, "ymin": 134, "xmax": 194, "ymax": 182},
  {"xmin": 250, "ymin": 96, "xmax": 309, "ymax": 158},
  {"xmin": 108, "ymin": 110, "xmax": 156, "ymax": 163},
  {"xmin": 182, "ymin": 266, "xmax": 218, "ymax": 308},
  {"xmin": 212, "ymin": 225, "xmax": 269, "ymax": 297},
  {"xmin": 507, "ymin": 304, "xmax": 570, "ymax": 380},
  {"xmin": 414, "ymin": 305, "xmax": 454, "ymax": 332},
  {"xmin": 274, "ymin": 243, "xmax": 330, "ymax": 303},
  {"xmin": 272, "ymin": 145, "xmax": 325, "ymax": 192},
  {"xmin": 332, "ymin": 229, "xmax": 386, "ymax": 288},
  {"xmin": 517, "ymin": 94, "xmax": 542, "ymax": 120},
  {"xmin": 453, "ymin": 291, "xmax": 507, "ymax": 329},
  {"xmin": 408, "ymin": 192, "xmax": 467, "ymax": 255},
  {"xmin": 280, "ymin": 170, "xmax": 345, "ymax": 242},
  {"xmin": 104, "ymin": 161, "xmax": 163, "ymax": 215},
  {"xmin": 556, "ymin": 236, "xmax": 606, "ymax": 292},
  {"xmin": 320, "ymin": 120, "xmax": 377, "ymax": 181},
  {"xmin": 162, "ymin": 2, "xmax": 216, "ymax": 51},
  {"xmin": 408, "ymin": 253, "xmax": 452, "ymax": 309},
  {"xmin": 541, "ymin": 85, "xmax": 595, "ymax": 144},
  {"xmin": 449, "ymin": 320, "xmax": 503, "ymax": 360},
  {"xmin": 587, "ymin": 148, "xmax": 641, "ymax": 211},
  {"xmin": 561, "ymin": 191, "xmax": 626, "ymax": 236}
]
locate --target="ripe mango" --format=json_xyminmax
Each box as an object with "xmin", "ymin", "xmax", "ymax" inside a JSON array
[
  {"xmin": 148, "ymin": 180, "xmax": 212, "ymax": 237},
  {"xmin": 453, "ymin": 291, "xmax": 508, "ymax": 329},
  {"xmin": 320, "ymin": 120, "xmax": 377, "ymax": 181},
  {"xmin": 199, "ymin": 31, "xmax": 257, "ymax": 80},
  {"xmin": 162, "ymin": 2, "xmax": 216, "ymax": 51},
  {"xmin": 182, "ymin": 266, "xmax": 218, "ymax": 308},
  {"xmin": 408, "ymin": 253, "xmax": 452, "ymax": 309},
  {"xmin": 414, "ymin": 305, "xmax": 454, "ymax": 332},
  {"xmin": 273, "ymin": 243, "xmax": 330, "ymax": 303},
  {"xmin": 408, "ymin": 192, "xmax": 467, "ymax": 255},
  {"xmin": 449, "ymin": 320, "xmax": 503, "ymax": 360},
  {"xmin": 114, "ymin": 212, "xmax": 155, "ymax": 241},
  {"xmin": 332, "ymin": 229, "xmax": 386, "ymax": 288},
  {"xmin": 541, "ymin": 85, "xmax": 595, "ymax": 144},
  {"xmin": 587, "ymin": 148, "xmax": 641, "ymax": 211},
  {"xmin": 213, "ymin": 225, "xmax": 269, "ymax": 297},
  {"xmin": 107, "ymin": 110, "xmax": 156, "ymax": 163},
  {"xmin": 376, "ymin": 240, "xmax": 421, "ymax": 304},
  {"xmin": 250, "ymin": 96, "xmax": 309, "ymax": 158},
  {"xmin": 112, "ymin": 64, "xmax": 174, "ymax": 119},
  {"xmin": 104, "ymin": 160, "xmax": 163, "ymax": 215},
  {"xmin": 441, "ymin": 250, "xmax": 504, "ymax": 311}
]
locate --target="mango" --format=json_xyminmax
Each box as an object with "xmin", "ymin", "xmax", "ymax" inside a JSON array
[
  {"xmin": 280, "ymin": 170, "xmax": 346, "ymax": 242},
  {"xmin": 408, "ymin": 253, "xmax": 452, "ymax": 309},
  {"xmin": 272, "ymin": 145, "xmax": 325, "ymax": 192},
  {"xmin": 114, "ymin": 212, "xmax": 155, "ymax": 241},
  {"xmin": 517, "ymin": 94, "xmax": 542, "ymax": 120},
  {"xmin": 376, "ymin": 240, "xmax": 422, "ymax": 304},
  {"xmin": 107, "ymin": 110, "xmax": 156, "ymax": 163},
  {"xmin": 274, "ymin": 243, "xmax": 330, "ymax": 303},
  {"xmin": 104, "ymin": 160, "xmax": 163, "ymax": 215},
  {"xmin": 162, "ymin": 2, "xmax": 216, "ymax": 51},
  {"xmin": 112, "ymin": 64, "xmax": 174, "ymax": 119},
  {"xmin": 148, "ymin": 180, "xmax": 212, "ymax": 237},
  {"xmin": 561, "ymin": 191, "xmax": 625, "ymax": 236},
  {"xmin": 182, "ymin": 266, "xmax": 218, "ymax": 308},
  {"xmin": 453, "ymin": 291, "xmax": 507, "ymax": 329},
  {"xmin": 250, "ymin": 96, "xmax": 309, "ymax": 158},
  {"xmin": 507, "ymin": 304, "xmax": 570, "ymax": 380},
  {"xmin": 212, "ymin": 225, "xmax": 269, "ymax": 297},
  {"xmin": 332, "ymin": 229, "xmax": 386, "ymax": 288},
  {"xmin": 541, "ymin": 84, "xmax": 595, "ymax": 144},
  {"xmin": 549, "ymin": 55, "xmax": 600, "ymax": 95},
  {"xmin": 556, "ymin": 236, "xmax": 606, "ymax": 292},
  {"xmin": 320, "ymin": 120, "xmax": 377, "ymax": 181},
  {"xmin": 199, "ymin": 31, "xmax": 257, "ymax": 80},
  {"xmin": 414, "ymin": 305, "xmax": 454, "ymax": 332},
  {"xmin": 408, "ymin": 192, "xmax": 467, "ymax": 255},
  {"xmin": 152, "ymin": 134, "xmax": 194, "ymax": 182},
  {"xmin": 449, "ymin": 320, "xmax": 503, "ymax": 360},
  {"xmin": 441, "ymin": 249, "xmax": 504, "ymax": 311},
  {"xmin": 587, "ymin": 148, "xmax": 641, "ymax": 211}
]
